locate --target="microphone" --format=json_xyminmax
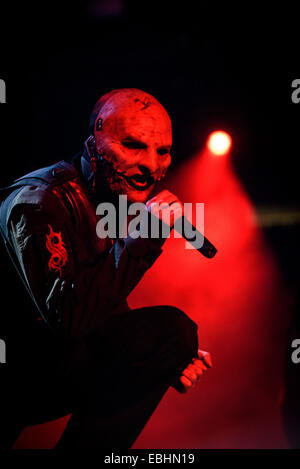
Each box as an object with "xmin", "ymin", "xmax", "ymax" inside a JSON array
[
  {"xmin": 179, "ymin": 217, "xmax": 217, "ymax": 259},
  {"xmin": 133, "ymin": 205, "xmax": 218, "ymax": 259}
]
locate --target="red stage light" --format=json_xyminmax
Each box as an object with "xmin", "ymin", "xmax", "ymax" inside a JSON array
[{"xmin": 207, "ymin": 131, "xmax": 232, "ymax": 156}]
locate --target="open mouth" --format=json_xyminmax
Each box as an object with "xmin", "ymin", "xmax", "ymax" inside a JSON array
[{"xmin": 123, "ymin": 174, "xmax": 156, "ymax": 191}]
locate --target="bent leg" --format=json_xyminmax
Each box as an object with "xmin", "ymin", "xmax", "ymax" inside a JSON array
[{"xmin": 56, "ymin": 305, "xmax": 198, "ymax": 448}]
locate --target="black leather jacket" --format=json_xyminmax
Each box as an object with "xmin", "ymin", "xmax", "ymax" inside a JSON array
[{"xmin": 0, "ymin": 157, "xmax": 163, "ymax": 339}]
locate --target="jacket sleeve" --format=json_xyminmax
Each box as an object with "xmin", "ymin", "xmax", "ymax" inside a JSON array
[{"xmin": 7, "ymin": 189, "xmax": 164, "ymax": 338}]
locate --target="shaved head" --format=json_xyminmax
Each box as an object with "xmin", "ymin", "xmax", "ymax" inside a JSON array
[
  {"xmin": 89, "ymin": 88, "xmax": 171, "ymax": 133},
  {"xmin": 88, "ymin": 88, "xmax": 172, "ymax": 203}
]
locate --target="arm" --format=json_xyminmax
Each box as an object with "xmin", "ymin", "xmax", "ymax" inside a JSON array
[{"xmin": 8, "ymin": 199, "xmax": 164, "ymax": 339}]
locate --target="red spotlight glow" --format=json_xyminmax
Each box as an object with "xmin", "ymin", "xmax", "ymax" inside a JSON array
[{"xmin": 207, "ymin": 131, "xmax": 232, "ymax": 156}]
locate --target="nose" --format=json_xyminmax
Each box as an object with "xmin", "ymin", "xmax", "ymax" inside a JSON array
[{"xmin": 138, "ymin": 149, "xmax": 159, "ymax": 176}]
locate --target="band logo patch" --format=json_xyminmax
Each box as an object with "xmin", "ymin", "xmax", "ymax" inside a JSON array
[{"xmin": 46, "ymin": 224, "xmax": 68, "ymax": 276}]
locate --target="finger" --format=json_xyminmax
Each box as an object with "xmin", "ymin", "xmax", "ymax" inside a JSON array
[
  {"xmin": 149, "ymin": 202, "xmax": 167, "ymax": 215},
  {"xmin": 180, "ymin": 375, "xmax": 193, "ymax": 390},
  {"xmin": 198, "ymin": 350, "xmax": 213, "ymax": 368},
  {"xmin": 182, "ymin": 368, "xmax": 198, "ymax": 382},
  {"xmin": 192, "ymin": 359, "xmax": 209, "ymax": 371},
  {"xmin": 157, "ymin": 189, "xmax": 175, "ymax": 199},
  {"xmin": 146, "ymin": 196, "xmax": 164, "ymax": 208},
  {"xmin": 147, "ymin": 201, "xmax": 169, "ymax": 217},
  {"xmin": 148, "ymin": 199, "xmax": 180, "ymax": 212},
  {"xmin": 189, "ymin": 364, "xmax": 204, "ymax": 379},
  {"xmin": 163, "ymin": 195, "xmax": 181, "ymax": 206},
  {"xmin": 188, "ymin": 366, "xmax": 205, "ymax": 380},
  {"xmin": 188, "ymin": 362, "xmax": 205, "ymax": 373},
  {"xmin": 165, "ymin": 207, "xmax": 183, "ymax": 228},
  {"xmin": 147, "ymin": 190, "xmax": 174, "ymax": 206},
  {"xmin": 182, "ymin": 368, "xmax": 197, "ymax": 381},
  {"xmin": 148, "ymin": 191, "xmax": 181, "ymax": 208},
  {"xmin": 171, "ymin": 206, "xmax": 184, "ymax": 223},
  {"xmin": 149, "ymin": 203, "xmax": 183, "ymax": 228}
]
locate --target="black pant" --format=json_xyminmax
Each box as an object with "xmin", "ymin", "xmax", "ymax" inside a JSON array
[{"xmin": 1, "ymin": 306, "xmax": 198, "ymax": 449}]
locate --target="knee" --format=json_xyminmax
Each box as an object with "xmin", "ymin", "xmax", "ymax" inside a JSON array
[{"xmin": 161, "ymin": 306, "xmax": 198, "ymax": 362}]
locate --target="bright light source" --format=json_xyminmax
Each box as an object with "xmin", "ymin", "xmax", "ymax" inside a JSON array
[{"xmin": 207, "ymin": 131, "xmax": 232, "ymax": 156}]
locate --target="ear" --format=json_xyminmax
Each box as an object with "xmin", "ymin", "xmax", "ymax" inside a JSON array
[
  {"xmin": 84, "ymin": 135, "xmax": 97, "ymax": 159},
  {"xmin": 95, "ymin": 117, "xmax": 103, "ymax": 131}
]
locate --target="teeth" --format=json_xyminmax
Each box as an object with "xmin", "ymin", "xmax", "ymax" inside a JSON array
[
  {"xmin": 126, "ymin": 177, "xmax": 149, "ymax": 190},
  {"xmin": 133, "ymin": 178, "xmax": 146, "ymax": 185},
  {"xmin": 123, "ymin": 174, "xmax": 155, "ymax": 191},
  {"xmin": 136, "ymin": 181, "xmax": 147, "ymax": 186},
  {"xmin": 130, "ymin": 177, "xmax": 147, "ymax": 186}
]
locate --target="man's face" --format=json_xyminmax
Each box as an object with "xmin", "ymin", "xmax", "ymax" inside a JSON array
[{"xmin": 94, "ymin": 93, "xmax": 172, "ymax": 203}]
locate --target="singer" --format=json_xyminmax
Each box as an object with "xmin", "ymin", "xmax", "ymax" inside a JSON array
[{"xmin": 0, "ymin": 88, "xmax": 212, "ymax": 448}]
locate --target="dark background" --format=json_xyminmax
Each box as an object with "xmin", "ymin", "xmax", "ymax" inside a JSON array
[
  {"xmin": 1, "ymin": 3, "xmax": 299, "ymax": 288},
  {"xmin": 0, "ymin": 4, "xmax": 299, "ymax": 208},
  {"xmin": 0, "ymin": 1, "xmax": 299, "ymax": 448}
]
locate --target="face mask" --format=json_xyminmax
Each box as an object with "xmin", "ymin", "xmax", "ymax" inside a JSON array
[{"xmin": 86, "ymin": 89, "xmax": 172, "ymax": 203}]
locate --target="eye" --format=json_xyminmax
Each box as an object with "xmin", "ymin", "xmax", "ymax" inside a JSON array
[
  {"xmin": 122, "ymin": 139, "xmax": 147, "ymax": 150},
  {"xmin": 157, "ymin": 148, "xmax": 170, "ymax": 156}
]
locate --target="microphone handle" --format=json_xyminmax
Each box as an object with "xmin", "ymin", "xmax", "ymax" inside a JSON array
[{"xmin": 180, "ymin": 217, "xmax": 217, "ymax": 259}]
